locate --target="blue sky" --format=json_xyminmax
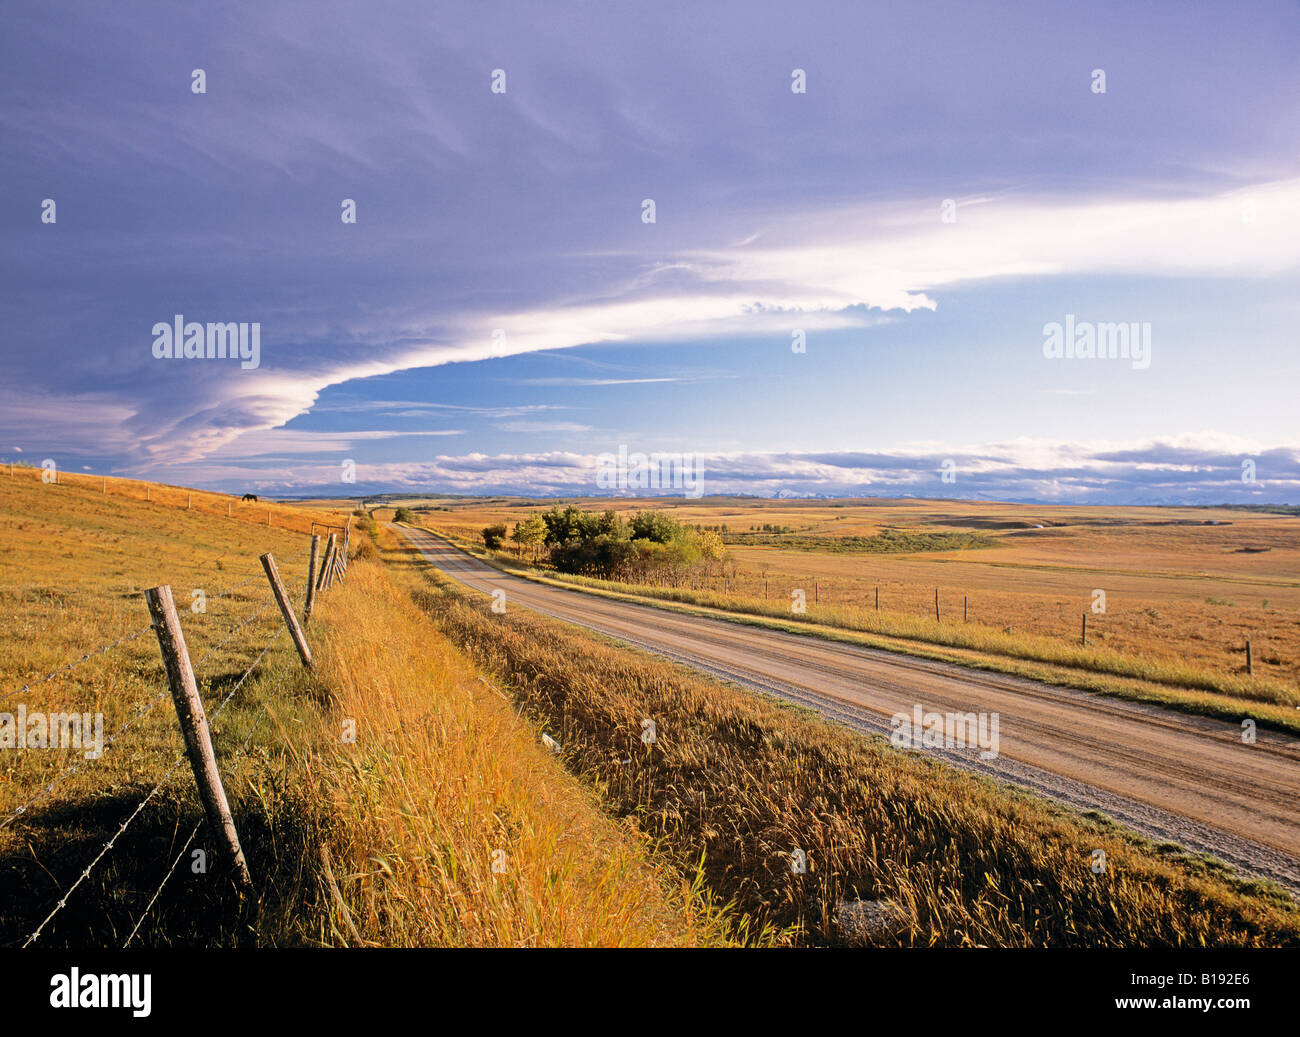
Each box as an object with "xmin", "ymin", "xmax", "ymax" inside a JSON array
[{"xmin": 2, "ymin": 0, "xmax": 1298, "ymax": 502}]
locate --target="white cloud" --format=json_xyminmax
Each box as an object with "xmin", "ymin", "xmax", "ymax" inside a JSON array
[{"xmin": 161, "ymin": 431, "xmax": 1300, "ymax": 505}]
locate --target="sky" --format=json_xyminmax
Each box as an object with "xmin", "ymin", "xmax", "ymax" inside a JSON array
[{"xmin": 2, "ymin": 0, "xmax": 1298, "ymax": 503}]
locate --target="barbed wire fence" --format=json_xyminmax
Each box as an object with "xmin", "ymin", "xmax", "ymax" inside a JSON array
[{"xmin": 1, "ymin": 526, "xmax": 352, "ymax": 948}]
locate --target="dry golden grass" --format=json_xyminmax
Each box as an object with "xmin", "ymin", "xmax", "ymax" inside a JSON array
[
  {"xmin": 304, "ymin": 554, "xmax": 730, "ymax": 947},
  {"xmin": 2, "ymin": 461, "xmax": 351, "ymax": 538},
  {"xmin": 386, "ymin": 525, "xmax": 1300, "ymax": 947},
  {"xmin": 0, "ymin": 474, "xmax": 723, "ymax": 947},
  {"xmin": 0, "ymin": 472, "xmax": 327, "ymax": 946},
  {"xmin": 0, "ymin": 471, "xmax": 322, "ymax": 831}
]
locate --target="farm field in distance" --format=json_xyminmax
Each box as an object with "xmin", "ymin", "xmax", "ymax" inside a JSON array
[{"xmin": 334, "ymin": 495, "xmax": 1300, "ymax": 696}]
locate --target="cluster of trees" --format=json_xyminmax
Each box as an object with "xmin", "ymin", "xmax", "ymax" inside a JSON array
[{"xmin": 483, "ymin": 505, "xmax": 728, "ymax": 584}]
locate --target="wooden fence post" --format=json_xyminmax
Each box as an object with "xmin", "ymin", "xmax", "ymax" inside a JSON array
[
  {"xmin": 144, "ymin": 585, "xmax": 252, "ymax": 890},
  {"xmin": 964, "ymin": 595, "xmax": 968, "ymax": 623},
  {"xmin": 1246, "ymin": 639, "xmax": 1253, "ymax": 676},
  {"xmin": 327, "ymin": 540, "xmax": 343, "ymax": 587},
  {"xmin": 260, "ymin": 553, "xmax": 313, "ymax": 668},
  {"xmin": 935, "ymin": 589, "xmax": 940, "ymax": 623},
  {"xmin": 875, "ymin": 587, "xmax": 879, "ymax": 611},
  {"xmin": 1081, "ymin": 612, "xmax": 1087, "ymax": 646},
  {"xmin": 316, "ymin": 534, "xmax": 337, "ymax": 592},
  {"xmin": 303, "ymin": 535, "xmax": 321, "ymax": 624}
]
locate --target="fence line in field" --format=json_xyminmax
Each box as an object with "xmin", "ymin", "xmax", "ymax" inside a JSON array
[
  {"xmin": 206, "ymin": 573, "xmax": 266, "ymax": 602},
  {"xmin": 0, "ymin": 565, "xmax": 292, "ymax": 710},
  {"xmin": 17, "ymin": 618, "xmax": 286, "ymax": 944},
  {"xmin": 8, "ymin": 531, "xmax": 350, "ymax": 947},
  {"xmin": 192, "ymin": 598, "xmax": 279, "ymax": 672},
  {"xmin": 2, "ymin": 576, "xmax": 296, "ymax": 830},
  {"xmin": 22, "ymin": 750, "xmax": 191, "ymax": 947},
  {"xmin": 0, "ymin": 687, "xmax": 170, "ymax": 831}
]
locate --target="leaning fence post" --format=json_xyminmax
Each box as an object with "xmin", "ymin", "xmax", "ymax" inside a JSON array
[
  {"xmin": 1081, "ymin": 612, "xmax": 1087, "ymax": 646},
  {"xmin": 144, "ymin": 585, "xmax": 253, "ymax": 890},
  {"xmin": 303, "ymin": 535, "xmax": 321, "ymax": 624},
  {"xmin": 316, "ymin": 534, "xmax": 337, "ymax": 592},
  {"xmin": 327, "ymin": 531, "xmax": 345, "ymax": 587},
  {"xmin": 325, "ymin": 543, "xmax": 341, "ymax": 588},
  {"xmin": 260, "ymin": 553, "xmax": 313, "ymax": 669},
  {"xmin": 1246, "ymin": 638, "xmax": 1253, "ymax": 676}
]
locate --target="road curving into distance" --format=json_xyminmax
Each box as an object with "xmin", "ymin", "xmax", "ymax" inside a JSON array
[{"xmin": 396, "ymin": 524, "xmax": 1300, "ymax": 895}]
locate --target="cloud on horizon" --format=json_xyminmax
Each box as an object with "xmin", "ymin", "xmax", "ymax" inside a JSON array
[{"xmin": 113, "ymin": 431, "xmax": 1300, "ymax": 506}]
